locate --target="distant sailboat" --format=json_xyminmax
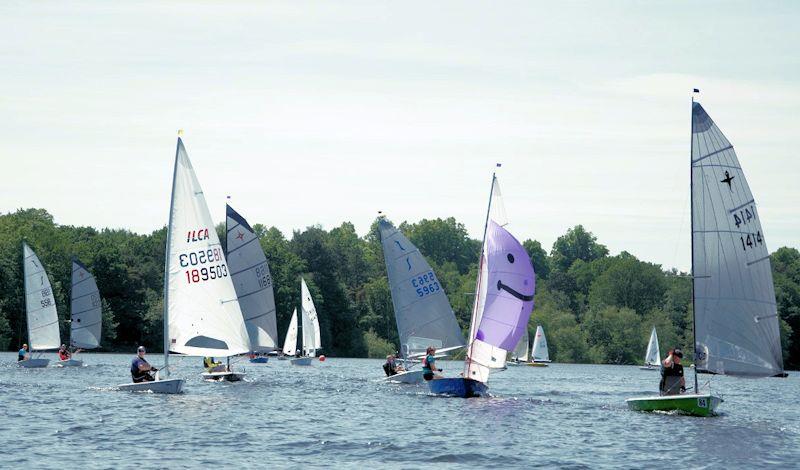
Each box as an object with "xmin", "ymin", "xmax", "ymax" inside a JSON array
[
  {"xmin": 639, "ymin": 326, "xmax": 660, "ymax": 371},
  {"xmin": 19, "ymin": 242, "xmax": 60, "ymax": 368},
  {"xmin": 508, "ymin": 328, "xmax": 529, "ymax": 365},
  {"xmin": 378, "ymin": 218, "xmax": 466, "ymax": 383},
  {"xmin": 225, "ymin": 204, "xmax": 279, "ymax": 364},
  {"xmin": 627, "ymin": 98, "xmax": 784, "ymax": 416},
  {"xmin": 56, "ymin": 258, "xmax": 103, "ymax": 367},
  {"xmin": 428, "ymin": 174, "xmax": 536, "ymax": 397},
  {"xmin": 280, "ymin": 308, "xmax": 299, "ymax": 360},
  {"xmin": 291, "ymin": 278, "xmax": 321, "ymax": 366},
  {"xmin": 528, "ymin": 325, "xmax": 550, "ymax": 366}
]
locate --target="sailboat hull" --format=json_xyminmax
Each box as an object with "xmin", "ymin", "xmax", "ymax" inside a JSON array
[
  {"xmin": 626, "ymin": 393, "xmax": 722, "ymax": 417},
  {"xmin": 291, "ymin": 357, "xmax": 313, "ymax": 366},
  {"xmin": 249, "ymin": 357, "xmax": 269, "ymax": 364},
  {"xmin": 639, "ymin": 365, "xmax": 659, "ymax": 371},
  {"xmin": 18, "ymin": 359, "xmax": 50, "ymax": 368},
  {"xmin": 55, "ymin": 359, "xmax": 84, "ymax": 367},
  {"xmin": 201, "ymin": 371, "xmax": 246, "ymax": 382},
  {"xmin": 118, "ymin": 378, "xmax": 185, "ymax": 394},
  {"xmin": 383, "ymin": 370, "xmax": 424, "ymax": 384},
  {"xmin": 428, "ymin": 378, "xmax": 488, "ymax": 398},
  {"xmin": 527, "ymin": 362, "xmax": 548, "ymax": 367}
]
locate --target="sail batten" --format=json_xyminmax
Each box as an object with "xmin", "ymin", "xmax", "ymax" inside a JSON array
[
  {"xmin": 378, "ymin": 219, "xmax": 466, "ymax": 358},
  {"xmin": 691, "ymin": 102, "xmax": 783, "ymax": 377}
]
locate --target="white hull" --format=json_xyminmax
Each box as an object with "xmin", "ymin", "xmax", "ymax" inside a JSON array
[
  {"xmin": 55, "ymin": 359, "xmax": 84, "ymax": 367},
  {"xmin": 201, "ymin": 371, "xmax": 246, "ymax": 382},
  {"xmin": 383, "ymin": 369, "xmax": 424, "ymax": 384},
  {"xmin": 639, "ymin": 365, "xmax": 659, "ymax": 371},
  {"xmin": 118, "ymin": 378, "xmax": 185, "ymax": 394},
  {"xmin": 18, "ymin": 358, "xmax": 50, "ymax": 368},
  {"xmin": 277, "ymin": 356, "xmax": 290, "ymax": 361},
  {"xmin": 291, "ymin": 357, "xmax": 313, "ymax": 366}
]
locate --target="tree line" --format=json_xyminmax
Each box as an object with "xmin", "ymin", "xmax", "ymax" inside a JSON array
[{"xmin": 1, "ymin": 208, "xmax": 798, "ymax": 369}]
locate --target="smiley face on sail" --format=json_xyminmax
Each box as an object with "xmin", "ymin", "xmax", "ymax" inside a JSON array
[{"xmin": 474, "ymin": 220, "xmax": 536, "ymax": 351}]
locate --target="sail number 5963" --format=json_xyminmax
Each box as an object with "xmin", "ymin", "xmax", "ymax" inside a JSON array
[{"xmin": 411, "ymin": 271, "xmax": 441, "ymax": 298}]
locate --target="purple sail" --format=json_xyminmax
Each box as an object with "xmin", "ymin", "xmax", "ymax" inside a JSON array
[{"xmin": 475, "ymin": 220, "xmax": 536, "ymax": 351}]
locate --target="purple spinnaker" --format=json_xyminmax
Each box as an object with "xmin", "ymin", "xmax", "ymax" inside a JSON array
[{"xmin": 475, "ymin": 221, "xmax": 536, "ymax": 351}]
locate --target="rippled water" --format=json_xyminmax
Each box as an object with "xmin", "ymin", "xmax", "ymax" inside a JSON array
[{"xmin": 1, "ymin": 352, "xmax": 797, "ymax": 468}]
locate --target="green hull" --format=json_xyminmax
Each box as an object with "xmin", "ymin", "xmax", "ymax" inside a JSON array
[{"xmin": 626, "ymin": 393, "xmax": 723, "ymax": 417}]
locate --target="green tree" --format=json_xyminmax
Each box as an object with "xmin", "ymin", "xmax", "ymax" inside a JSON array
[
  {"xmin": 523, "ymin": 239, "xmax": 550, "ymax": 280},
  {"xmin": 550, "ymin": 225, "xmax": 608, "ymax": 272},
  {"xmin": 588, "ymin": 253, "xmax": 666, "ymax": 316}
]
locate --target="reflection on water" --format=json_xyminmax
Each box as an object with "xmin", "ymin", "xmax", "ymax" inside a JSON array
[{"xmin": 1, "ymin": 354, "xmax": 797, "ymax": 468}]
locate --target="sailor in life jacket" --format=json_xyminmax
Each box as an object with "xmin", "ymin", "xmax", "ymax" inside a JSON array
[
  {"xmin": 421, "ymin": 346, "xmax": 442, "ymax": 381},
  {"xmin": 659, "ymin": 348, "xmax": 686, "ymax": 395},
  {"xmin": 58, "ymin": 344, "xmax": 71, "ymax": 361}
]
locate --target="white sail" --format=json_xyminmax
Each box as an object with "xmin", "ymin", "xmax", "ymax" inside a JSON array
[
  {"xmin": 23, "ymin": 242, "xmax": 61, "ymax": 351},
  {"xmin": 378, "ymin": 218, "xmax": 466, "ymax": 358},
  {"xmin": 531, "ymin": 325, "xmax": 550, "ymax": 362},
  {"xmin": 300, "ymin": 278, "xmax": 321, "ymax": 357},
  {"xmin": 644, "ymin": 326, "xmax": 660, "ymax": 367},
  {"xmin": 691, "ymin": 102, "xmax": 783, "ymax": 377},
  {"xmin": 282, "ymin": 308, "xmax": 298, "ymax": 356},
  {"xmin": 226, "ymin": 205, "xmax": 279, "ymax": 352},
  {"xmin": 70, "ymin": 258, "xmax": 102, "ymax": 349},
  {"xmin": 512, "ymin": 328, "xmax": 529, "ymax": 362},
  {"xmin": 165, "ymin": 138, "xmax": 251, "ymax": 358}
]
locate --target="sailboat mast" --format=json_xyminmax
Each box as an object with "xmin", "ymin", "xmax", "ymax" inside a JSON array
[
  {"xmin": 162, "ymin": 137, "xmax": 182, "ymax": 372},
  {"xmin": 22, "ymin": 242, "xmax": 31, "ymax": 351},
  {"xmin": 689, "ymin": 95, "xmax": 699, "ymax": 392}
]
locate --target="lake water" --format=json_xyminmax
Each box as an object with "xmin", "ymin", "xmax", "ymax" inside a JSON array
[{"xmin": 2, "ymin": 352, "xmax": 798, "ymax": 468}]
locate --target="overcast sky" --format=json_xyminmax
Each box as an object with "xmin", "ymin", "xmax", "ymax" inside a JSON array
[{"xmin": 1, "ymin": 1, "xmax": 798, "ymax": 271}]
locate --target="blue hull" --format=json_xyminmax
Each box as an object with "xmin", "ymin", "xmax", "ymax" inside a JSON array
[
  {"xmin": 427, "ymin": 378, "xmax": 488, "ymax": 398},
  {"xmin": 249, "ymin": 357, "xmax": 269, "ymax": 364}
]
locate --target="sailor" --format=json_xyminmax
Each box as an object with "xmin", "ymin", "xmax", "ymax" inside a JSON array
[
  {"xmin": 383, "ymin": 355, "xmax": 404, "ymax": 376},
  {"xmin": 203, "ymin": 356, "xmax": 225, "ymax": 372},
  {"xmin": 18, "ymin": 344, "xmax": 29, "ymax": 361},
  {"xmin": 58, "ymin": 344, "xmax": 71, "ymax": 361},
  {"xmin": 422, "ymin": 346, "xmax": 442, "ymax": 381},
  {"xmin": 660, "ymin": 348, "xmax": 686, "ymax": 395},
  {"xmin": 131, "ymin": 346, "xmax": 157, "ymax": 383}
]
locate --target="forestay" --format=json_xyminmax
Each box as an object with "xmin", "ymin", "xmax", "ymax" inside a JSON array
[
  {"xmin": 644, "ymin": 326, "xmax": 660, "ymax": 367},
  {"xmin": 70, "ymin": 258, "xmax": 102, "ymax": 349},
  {"xmin": 378, "ymin": 219, "xmax": 466, "ymax": 358},
  {"xmin": 226, "ymin": 205, "xmax": 279, "ymax": 352},
  {"xmin": 532, "ymin": 325, "xmax": 549, "ymax": 362},
  {"xmin": 464, "ymin": 217, "xmax": 536, "ymax": 383},
  {"xmin": 282, "ymin": 308, "xmax": 298, "ymax": 356},
  {"xmin": 691, "ymin": 102, "xmax": 783, "ymax": 377},
  {"xmin": 165, "ymin": 139, "xmax": 251, "ymax": 357},
  {"xmin": 300, "ymin": 278, "xmax": 321, "ymax": 356},
  {"xmin": 512, "ymin": 329, "xmax": 529, "ymax": 362},
  {"xmin": 23, "ymin": 243, "xmax": 61, "ymax": 351}
]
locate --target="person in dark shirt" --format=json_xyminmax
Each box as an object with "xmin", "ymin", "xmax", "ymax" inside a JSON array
[
  {"xmin": 660, "ymin": 348, "xmax": 685, "ymax": 395},
  {"xmin": 18, "ymin": 344, "xmax": 29, "ymax": 361},
  {"xmin": 130, "ymin": 346, "xmax": 157, "ymax": 383}
]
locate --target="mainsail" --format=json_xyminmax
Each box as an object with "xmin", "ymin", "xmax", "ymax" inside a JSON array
[
  {"xmin": 165, "ymin": 138, "xmax": 251, "ymax": 357},
  {"xmin": 225, "ymin": 204, "xmax": 279, "ymax": 352},
  {"xmin": 532, "ymin": 325, "xmax": 550, "ymax": 362},
  {"xmin": 378, "ymin": 218, "xmax": 466, "ymax": 358},
  {"xmin": 70, "ymin": 258, "xmax": 102, "ymax": 349},
  {"xmin": 282, "ymin": 308, "xmax": 299, "ymax": 356},
  {"xmin": 512, "ymin": 328, "xmax": 529, "ymax": 362},
  {"xmin": 300, "ymin": 278, "xmax": 321, "ymax": 357},
  {"xmin": 644, "ymin": 326, "xmax": 660, "ymax": 367},
  {"xmin": 23, "ymin": 242, "xmax": 61, "ymax": 351},
  {"xmin": 691, "ymin": 102, "xmax": 783, "ymax": 377},
  {"xmin": 464, "ymin": 177, "xmax": 536, "ymax": 383}
]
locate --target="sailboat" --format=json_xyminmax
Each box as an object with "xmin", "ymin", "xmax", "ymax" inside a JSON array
[
  {"xmin": 119, "ymin": 137, "xmax": 251, "ymax": 392},
  {"xmin": 378, "ymin": 218, "xmax": 466, "ymax": 383},
  {"xmin": 508, "ymin": 328, "xmax": 529, "ymax": 365},
  {"xmin": 56, "ymin": 258, "xmax": 103, "ymax": 367},
  {"xmin": 626, "ymin": 97, "xmax": 784, "ymax": 416},
  {"xmin": 280, "ymin": 308, "xmax": 299, "ymax": 360},
  {"xmin": 19, "ymin": 242, "xmax": 61, "ymax": 368},
  {"xmin": 528, "ymin": 325, "xmax": 550, "ymax": 367},
  {"xmin": 291, "ymin": 278, "xmax": 321, "ymax": 366},
  {"xmin": 225, "ymin": 204, "xmax": 279, "ymax": 365},
  {"xmin": 428, "ymin": 174, "xmax": 536, "ymax": 397},
  {"xmin": 639, "ymin": 326, "xmax": 660, "ymax": 371}
]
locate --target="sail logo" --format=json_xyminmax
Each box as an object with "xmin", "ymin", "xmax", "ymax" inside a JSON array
[{"xmin": 186, "ymin": 228, "xmax": 210, "ymax": 243}]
